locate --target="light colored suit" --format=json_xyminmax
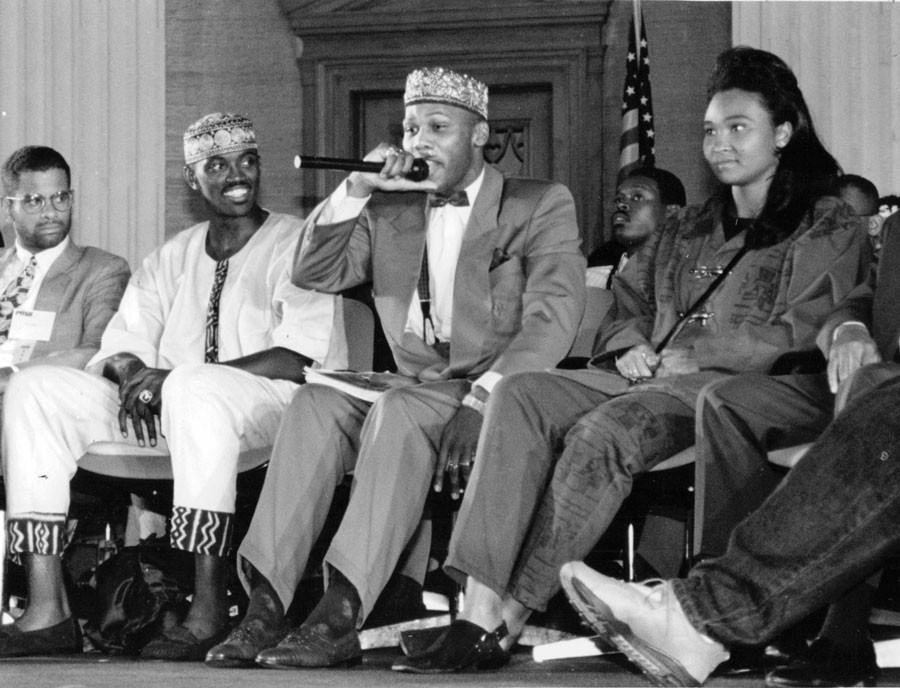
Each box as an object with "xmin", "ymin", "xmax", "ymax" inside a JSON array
[
  {"xmin": 238, "ymin": 164, "xmax": 586, "ymax": 617},
  {"xmin": 0, "ymin": 240, "xmax": 130, "ymax": 372}
]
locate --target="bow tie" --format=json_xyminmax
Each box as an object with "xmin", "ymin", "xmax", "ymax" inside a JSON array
[{"xmin": 429, "ymin": 190, "xmax": 469, "ymax": 207}]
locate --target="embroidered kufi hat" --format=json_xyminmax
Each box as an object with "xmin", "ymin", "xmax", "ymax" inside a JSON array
[
  {"xmin": 404, "ymin": 67, "xmax": 488, "ymax": 120},
  {"xmin": 183, "ymin": 112, "xmax": 258, "ymax": 165}
]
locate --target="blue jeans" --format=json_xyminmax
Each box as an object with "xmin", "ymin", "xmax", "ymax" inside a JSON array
[{"xmin": 673, "ymin": 372, "xmax": 900, "ymax": 646}]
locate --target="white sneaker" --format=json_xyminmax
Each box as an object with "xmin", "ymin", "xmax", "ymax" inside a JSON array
[{"xmin": 560, "ymin": 561, "xmax": 729, "ymax": 687}]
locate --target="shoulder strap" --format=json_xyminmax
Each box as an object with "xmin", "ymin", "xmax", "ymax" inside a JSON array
[
  {"xmin": 654, "ymin": 245, "xmax": 749, "ymax": 353},
  {"xmin": 590, "ymin": 245, "xmax": 749, "ymax": 366}
]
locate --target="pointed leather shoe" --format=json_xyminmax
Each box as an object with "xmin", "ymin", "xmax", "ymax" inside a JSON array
[
  {"xmin": 765, "ymin": 638, "xmax": 879, "ymax": 687},
  {"xmin": 0, "ymin": 616, "xmax": 82, "ymax": 657},
  {"xmin": 205, "ymin": 618, "xmax": 287, "ymax": 668},
  {"xmin": 255, "ymin": 623, "xmax": 362, "ymax": 669},
  {"xmin": 392, "ymin": 619, "xmax": 510, "ymax": 673},
  {"xmin": 399, "ymin": 624, "xmax": 450, "ymax": 657},
  {"xmin": 560, "ymin": 561, "xmax": 729, "ymax": 687}
]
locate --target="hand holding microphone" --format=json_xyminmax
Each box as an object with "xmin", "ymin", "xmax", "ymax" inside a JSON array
[{"xmin": 295, "ymin": 143, "xmax": 435, "ymax": 197}]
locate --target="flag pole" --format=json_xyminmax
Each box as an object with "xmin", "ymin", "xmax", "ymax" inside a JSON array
[{"xmin": 633, "ymin": 0, "xmax": 641, "ymax": 52}]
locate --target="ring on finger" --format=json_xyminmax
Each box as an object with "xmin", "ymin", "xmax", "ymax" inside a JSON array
[{"xmin": 138, "ymin": 389, "xmax": 154, "ymax": 404}]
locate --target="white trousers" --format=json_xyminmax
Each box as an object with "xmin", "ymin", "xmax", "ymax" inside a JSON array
[{"xmin": 3, "ymin": 364, "xmax": 297, "ymax": 555}]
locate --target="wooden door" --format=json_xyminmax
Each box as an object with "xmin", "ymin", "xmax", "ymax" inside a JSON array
[{"xmin": 353, "ymin": 85, "xmax": 552, "ymax": 180}]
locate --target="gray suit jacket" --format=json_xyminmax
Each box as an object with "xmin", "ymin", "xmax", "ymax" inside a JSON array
[
  {"xmin": 293, "ymin": 164, "xmax": 586, "ymax": 380},
  {"xmin": 0, "ymin": 240, "xmax": 130, "ymax": 370}
]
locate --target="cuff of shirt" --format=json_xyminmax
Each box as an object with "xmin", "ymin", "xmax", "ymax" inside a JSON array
[
  {"xmin": 318, "ymin": 178, "xmax": 371, "ymax": 225},
  {"xmin": 473, "ymin": 371, "xmax": 502, "ymax": 394},
  {"xmin": 832, "ymin": 320, "xmax": 869, "ymax": 343}
]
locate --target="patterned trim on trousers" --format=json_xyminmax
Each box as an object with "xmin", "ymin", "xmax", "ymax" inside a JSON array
[
  {"xmin": 7, "ymin": 513, "xmax": 67, "ymax": 565},
  {"xmin": 169, "ymin": 505, "xmax": 233, "ymax": 557}
]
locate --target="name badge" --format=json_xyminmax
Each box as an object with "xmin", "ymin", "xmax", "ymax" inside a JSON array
[
  {"xmin": 0, "ymin": 340, "xmax": 36, "ymax": 366},
  {"xmin": 9, "ymin": 309, "xmax": 56, "ymax": 342}
]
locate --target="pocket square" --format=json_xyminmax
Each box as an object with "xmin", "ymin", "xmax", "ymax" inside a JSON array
[{"xmin": 489, "ymin": 248, "xmax": 512, "ymax": 272}]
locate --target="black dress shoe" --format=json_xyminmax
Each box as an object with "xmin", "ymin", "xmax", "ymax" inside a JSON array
[
  {"xmin": 0, "ymin": 617, "xmax": 82, "ymax": 657},
  {"xmin": 142, "ymin": 623, "xmax": 230, "ymax": 661},
  {"xmin": 399, "ymin": 624, "xmax": 450, "ymax": 657},
  {"xmin": 765, "ymin": 638, "xmax": 879, "ymax": 687},
  {"xmin": 205, "ymin": 618, "xmax": 287, "ymax": 668},
  {"xmin": 392, "ymin": 619, "xmax": 510, "ymax": 673},
  {"xmin": 255, "ymin": 623, "xmax": 362, "ymax": 669}
]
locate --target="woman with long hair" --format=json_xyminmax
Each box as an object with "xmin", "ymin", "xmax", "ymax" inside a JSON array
[{"xmin": 394, "ymin": 46, "xmax": 869, "ymax": 675}]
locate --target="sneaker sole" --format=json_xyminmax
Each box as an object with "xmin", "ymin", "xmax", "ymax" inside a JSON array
[{"xmin": 561, "ymin": 574, "xmax": 700, "ymax": 688}]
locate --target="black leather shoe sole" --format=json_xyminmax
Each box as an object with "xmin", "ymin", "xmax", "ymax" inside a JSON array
[{"xmin": 0, "ymin": 617, "xmax": 82, "ymax": 657}]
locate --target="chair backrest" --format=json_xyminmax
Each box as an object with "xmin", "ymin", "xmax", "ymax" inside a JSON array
[
  {"xmin": 568, "ymin": 287, "xmax": 615, "ymax": 358},
  {"xmin": 343, "ymin": 297, "xmax": 374, "ymax": 371}
]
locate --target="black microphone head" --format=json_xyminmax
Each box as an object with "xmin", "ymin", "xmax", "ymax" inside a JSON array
[{"xmin": 407, "ymin": 158, "xmax": 429, "ymax": 182}]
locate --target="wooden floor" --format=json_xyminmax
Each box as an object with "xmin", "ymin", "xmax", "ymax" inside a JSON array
[
  {"xmin": 4, "ymin": 647, "xmax": 900, "ymax": 688},
  {"xmin": 0, "ymin": 648, "xmax": 772, "ymax": 688}
]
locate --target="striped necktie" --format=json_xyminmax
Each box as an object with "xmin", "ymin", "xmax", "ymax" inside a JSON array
[
  {"xmin": 0, "ymin": 256, "xmax": 37, "ymax": 343},
  {"xmin": 205, "ymin": 259, "xmax": 228, "ymax": 362}
]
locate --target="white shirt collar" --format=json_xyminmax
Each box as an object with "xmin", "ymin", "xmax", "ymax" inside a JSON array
[
  {"xmin": 15, "ymin": 235, "xmax": 70, "ymax": 274},
  {"xmin": 460, "ymin": 168, "xmax": 485, "ymax": 209}
]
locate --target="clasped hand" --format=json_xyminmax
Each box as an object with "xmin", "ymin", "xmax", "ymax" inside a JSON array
[
  {"xmin": 616, "ymin": 344, "xmax": 700, "ymax": 381},
  {"xmin": 118, "ymin": 365, "xmax": 171, "ymax": 447}
]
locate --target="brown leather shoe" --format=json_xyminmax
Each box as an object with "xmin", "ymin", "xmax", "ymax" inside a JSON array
[
  {"xmin": 255, "ymin": 623, "xmax": 362, "ymax": 669},
  {"xmin": 205, "ymin": 618, "xmax": 287, "ymax": 668},
  {"xmin": 0, "ymin": 617, "xmax": 82, "ymax": 657}
]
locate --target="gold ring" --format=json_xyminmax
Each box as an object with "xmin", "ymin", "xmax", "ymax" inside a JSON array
[{"xmin": 138, "ymin": 389, "xmax": 154, "ymax": 404}]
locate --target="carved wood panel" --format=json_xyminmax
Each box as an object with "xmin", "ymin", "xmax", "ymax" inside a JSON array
[{"xmin": 281, "ymin": 0, "xmax": 610, "ymax": 248}]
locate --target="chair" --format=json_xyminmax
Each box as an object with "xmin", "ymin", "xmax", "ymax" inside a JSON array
[
  {"xmin": 567, "ymin": 287, "xmax": 614, "ymax": 359},
  {"xmin": 531, "ymin": 442, "xmax": 814, "ymax": 662},
  {"xmin": 627, "ymin": 442, "xmax": 812, "ymax": 577}
]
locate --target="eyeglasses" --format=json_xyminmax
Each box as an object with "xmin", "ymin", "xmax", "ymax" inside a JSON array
[{"xmin": 3, "ymin": 189, "xmax": 74, "ymax": 214}]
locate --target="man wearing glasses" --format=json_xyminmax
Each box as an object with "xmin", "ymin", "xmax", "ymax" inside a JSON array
[{"xmin": 0, "ymin": 145, "xmax": 130, "ymax": 393}]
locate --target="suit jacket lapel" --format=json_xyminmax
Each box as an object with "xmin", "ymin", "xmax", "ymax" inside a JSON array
[
  {"xmin": 33, "ymin": 241, "xmax": 80, "ymax": 312},
  {"xmin": 377, "ymin": 195, "xmax": 429, "ymax": 339},
  {"xmin": 450, "ymin": 165, "xmax": 504, "ymax": 366}
]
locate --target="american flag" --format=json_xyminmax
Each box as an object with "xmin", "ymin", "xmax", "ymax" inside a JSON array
[{"xmin": 619, "ymin": 9, "xmax": 655, "ymax": 181}]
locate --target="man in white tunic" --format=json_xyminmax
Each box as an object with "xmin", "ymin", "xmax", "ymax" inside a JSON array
[{"xmin": 0, "ymin": 113, "xmax": 347, "ymax": 660}]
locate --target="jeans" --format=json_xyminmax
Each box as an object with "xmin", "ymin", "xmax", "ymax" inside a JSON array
[
  {"xmin": 673, "ymin": 373, "xmax": 900, "ymax": 646},
  {"xmin": 446, "ymin": 371, "xmax": 696, "ymax": 611}
]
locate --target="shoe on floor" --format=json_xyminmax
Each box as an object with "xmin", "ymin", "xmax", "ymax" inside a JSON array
[
  {"xmin": 392, "ymin": 619, "xmax": 510, "ymax": 673},
  {"xmin": 560, "ymin": 561, "xmax": 729, "ymax": 686},
  {"xmin": 142, "ymin": 623, "xmax": 229, "ymax": 661},
  {"xmin": 205, "ymin": 617, "xmax": 287, "ymax": 668},
  {"xmin": 399, "ymin": 624, "xmax": 450, "ymax": 657},
  {"xmin": 765, "ymin": 637, "xmax": 879, "ymax": 687},
  {"xmin": 0, "ymin": 616, "xmax": 82, "ymax": 657},
  {"xmin": 255, "ymin": 622, "xmax": 361, "ymax": 669}
]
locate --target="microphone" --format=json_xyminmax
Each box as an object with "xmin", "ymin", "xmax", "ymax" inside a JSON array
[{"xmin": 293, "ymin": 154, "xmax": 429, "ymax": 182}]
